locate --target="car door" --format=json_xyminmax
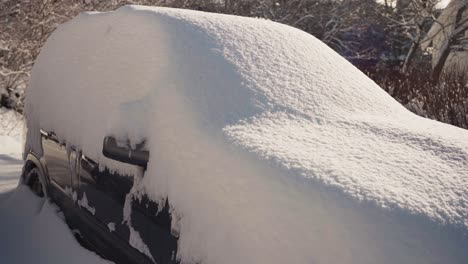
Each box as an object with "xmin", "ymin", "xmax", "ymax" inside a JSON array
[
  {"xmin": 78, "ymin": 151, "xmax": 178, "ymax": 263},
  {"xmin": 41, "ymin": 131, "xmax": 74, "ymax": 197},
  {"xmin": 77, "ymin": 154, "xmax": 132, "ymax": 242},
  {"xmin": 131, "ymin": 193, "xmax": 179, "ymax": 263}
]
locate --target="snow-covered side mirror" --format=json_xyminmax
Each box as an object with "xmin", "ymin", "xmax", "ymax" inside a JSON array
[{"xmin": 102, "ymin": 136, "xmax": 149, "ymax": 169}]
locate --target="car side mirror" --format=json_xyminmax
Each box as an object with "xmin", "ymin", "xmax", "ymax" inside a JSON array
[{"xmin": 102, "ymin": 136, "xmax": 149, "ymax": 169}]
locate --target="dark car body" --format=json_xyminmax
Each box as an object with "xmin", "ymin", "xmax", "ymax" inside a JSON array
[{"xmin": 23, "ymin": 130, "xmax": 179, "ymax": 264}]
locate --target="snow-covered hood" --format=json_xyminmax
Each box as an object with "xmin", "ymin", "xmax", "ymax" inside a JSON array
[{"xmin": 25, "ymin": 6, "xmax": 468, "ymax": 264}]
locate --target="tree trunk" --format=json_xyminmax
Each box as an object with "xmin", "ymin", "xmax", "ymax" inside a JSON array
[
  {"xmin": 431, "ymin": 43, "xmax": 451, "ymax": 84},
  {"xmin": 402, "ymin": 22, "xmax": 424, "ymax": 74},
  {"xmin": 430, "ymin": 2, "xmax": 468, "ymax": 84},
  {"xmin": 401, "ymin": 41, "xmax": 419, "ymax": 74}
]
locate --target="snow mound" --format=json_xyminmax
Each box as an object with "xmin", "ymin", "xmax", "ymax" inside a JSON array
[
  {"xmin": 1, "ymin": 109, "xmax": 25, "ymax": 192},
  {"xmin": 0, "ymin": 186, "xmax": 111, "ymax": 264},
  {"xmin": 1, "ymin": 108, "xmax": 24, "ymax": 159},
  {"xmin": 25, "ymin": 6, "xmax": 468, "ymax": 264}
]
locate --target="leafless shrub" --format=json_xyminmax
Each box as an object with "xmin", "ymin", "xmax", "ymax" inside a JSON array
[{"xmin": 366, "ymin": 62, "xmax": 468, "ymax": 129}]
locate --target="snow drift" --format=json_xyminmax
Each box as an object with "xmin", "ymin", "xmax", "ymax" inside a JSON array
[
  {"xmin": 25, "ymin": 5, "xmax": 468, "ymax": 264},
  {"xmin": 0, "ymin": 186, "xmax": 111, "ymax": 264}
]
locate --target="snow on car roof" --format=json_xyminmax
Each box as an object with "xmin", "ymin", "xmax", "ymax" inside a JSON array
[{"xmin": 25, "ymin": 5, "xmax": 468, "ymax": 264}]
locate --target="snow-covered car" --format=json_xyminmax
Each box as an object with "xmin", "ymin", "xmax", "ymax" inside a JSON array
[{"xmin": 22, "ymin": 5, "xmax": 468, "ymax": 264}]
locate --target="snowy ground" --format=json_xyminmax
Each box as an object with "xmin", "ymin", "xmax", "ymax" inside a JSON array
[{"xmin": 0, "ymin": 108, "xmax": 109, "ymax": 264}]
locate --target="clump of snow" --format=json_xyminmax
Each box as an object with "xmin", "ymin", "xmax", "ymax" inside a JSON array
[
  {"xmin": 128, "ymin": 224, "xmax": 154, "ymax": 261},
  {"xmin": 107, "ymin": 222, "xmax": 115, "ymax": 232},
  {"xmin": 25, "ymin": 6, "xmax": 468, "ymax": 264},
  {"xmin": 122, "ymin": 175, "xmax": 154, "ymax": 260},
  {"xmin": 78, "ymin": 193, "xmax": 96, "ymax": 215},
  {"xmin": 77, "ymin": 192, "xmax": 96, "ymax": 215}
]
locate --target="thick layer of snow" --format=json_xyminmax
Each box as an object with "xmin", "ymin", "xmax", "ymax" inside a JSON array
[
  {"xmin": 25, "ymin": 6, "xmax": 468, "ymax": 264},
  {"xmin": 0, "ymin": 110, "xmax": 109, "ymax": 264}
]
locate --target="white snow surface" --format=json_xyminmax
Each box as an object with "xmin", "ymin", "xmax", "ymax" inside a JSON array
[
  {"xmin": 0, "ymin": 186, "xmax": 111, "ymax": 264},
  {"xmin": 107, "ymin": 222, "xmax": 116, "ymax": 232},
  {"xmin": 77, "ymin": 192, "xmax": 96, "ymax": 215},
  {"xmin": 0, "ymin": 109, "xmax": 110, "ymax": 264},
  {"xmin": 0, "ymin": 109, "xmax": 24, "ymax": 192},
  {"xmin": 25, "ymin": 6, "xmax": 468, "ymax": 264}
]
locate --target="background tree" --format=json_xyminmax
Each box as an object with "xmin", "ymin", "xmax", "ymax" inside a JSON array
[
  {"xmin": 383, "ymin": 0, "xmax": 441, "ymax": 73},
  {"xmin": 422, "ymin": 0, "xmax": 468, "ymax": 82}
]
